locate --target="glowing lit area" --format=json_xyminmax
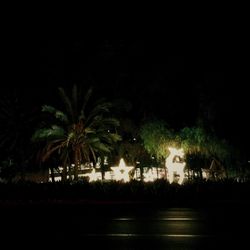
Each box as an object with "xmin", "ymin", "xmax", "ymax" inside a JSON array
[
  {"xmin": 104, "ymin": 171, "xmax": 113, "ymax": 180},
  {"xmin": 111, "ymin": 158, "xmax": 134, "ymax": 182},
  {"xmin": 165, "ymin": 147, "xmax": 186, "ymax": 184},
  {"xmin": 143, "ymin": 168, "xmax": 157, "ymax": 182},
  {"xmin": 49, "ymin": 176, "xmax": 62, "ymax": 182},
  {"xmin": 88, "ymin": 168, "xmax": 102, "ymax": 182}
]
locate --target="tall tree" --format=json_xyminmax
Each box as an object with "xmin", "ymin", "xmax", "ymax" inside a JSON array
[
  {"xmin": 140, "ymin": 120, "xmax": 175, "ymax": 161},
  {"xmin": 180, "ymin": 126, "xmax": 230, "ymax": 178},
  {"xmin": 32, "ymin": 85, "xmax": 121, "ymax": 181},
  {"xmin": 140, "ymin": 120, "xmax": 176, "ymax": 179},
  {"xmin": 113, "ymin": 118, "xmax": 152, "ymax": 180}
]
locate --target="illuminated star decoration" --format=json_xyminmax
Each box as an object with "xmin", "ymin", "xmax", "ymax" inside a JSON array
[
  {"xmin": 111, "ymin": 158, "xmax": 134, "ymax": 182},
  {"xmin": 88, "ymin": 168, "xmax": 102, "ymax": 182}
]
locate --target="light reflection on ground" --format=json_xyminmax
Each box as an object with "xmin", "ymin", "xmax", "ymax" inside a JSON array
[{"xmin": 1, "ymin": 204, "xmax": 249, "ymax": 249}]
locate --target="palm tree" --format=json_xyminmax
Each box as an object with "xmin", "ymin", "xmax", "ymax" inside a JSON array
[{"xmin": 32, "ymin": 85, "xmax": 121, "ymax": 181}]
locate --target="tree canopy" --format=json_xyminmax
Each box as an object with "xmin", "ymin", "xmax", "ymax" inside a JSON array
[
  {"xmin": 140, "ymin": 120, "xmax": 175, "ymax": 160},
  {"xmin": 32, "ymin": 85, "xmax": 121, "ymax": 180}
]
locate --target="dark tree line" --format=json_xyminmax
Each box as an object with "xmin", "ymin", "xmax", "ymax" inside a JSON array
[{"xmin": 0, "ymin": 84, "xmax": 248, "ymax": 182}]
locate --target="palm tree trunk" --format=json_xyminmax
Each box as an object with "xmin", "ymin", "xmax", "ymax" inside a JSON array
[
  {"xmin": 100, "ymin": 155, "xmax": 105, "ymax": 181},
  {"xmin": 140, "ymin": 166, "xmax": 144, "ymax": 181},
  {"xmin": 50, "ymin": 167, "xmax": 55, "ymax": 183},
  {"xmin": 74, "ymin": 151, "xmax": 79, "ymax": 181},
  {"xmin": 62, "ymin": 163, "xmax": 67, "ymax": 182},
  {"xmin": 199, "ymin": 168, "xmax": 203, "ymax": 180}
]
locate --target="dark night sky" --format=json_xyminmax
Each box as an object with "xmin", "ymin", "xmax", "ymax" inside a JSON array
[{"xmin": 2, "ymin": 39, "xmax": 249, "ymax": 157}]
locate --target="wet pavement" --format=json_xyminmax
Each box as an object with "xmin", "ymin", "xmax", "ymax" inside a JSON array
[{"xmin": 1, "ymin": 202, "xmax": 249, "ymax": 249}]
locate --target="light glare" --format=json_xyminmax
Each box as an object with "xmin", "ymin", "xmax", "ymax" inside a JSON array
[
  {"xmin": 111, "ymin": 158, "xmax": 134, "ymax": 182},
  {"xmin": 165, "ymin": 147, "xmax": 186, "ymax": 184}
]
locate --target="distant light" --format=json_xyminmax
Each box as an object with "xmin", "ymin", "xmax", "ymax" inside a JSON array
[
  {"xmin": 111, "ymin": 158, "xmax": 134, "ymax": 182},
  {"xmin": 143, "ymin": 169, "xmax": 157, "ymax": 182},
  {"xmin": 88, "ymin": 168, "xmax": 102, "ymax": 182},
  {"xmin": 104, "ymin": 171, "xmax": 113, "ymax": 180},
  {"xmin": 133, "ymin": 138, "xmax": 136, "ymax": 141},
  {"xmin": 136, "ymin": 161, "xmax": 140, "ymax": 164},
  {"xmin": 49, "ymin": 176, "xmax": 61, "ymax": 182},
  {"xmin": 165, "ymin": 147, "xmax": 185, "ymax": 184},
  {"xmin": 108, "ymin": 130, "xmax": 110, "ymax": 133}
]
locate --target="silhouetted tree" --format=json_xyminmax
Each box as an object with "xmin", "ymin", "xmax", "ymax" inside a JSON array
[{"xmin": 32, "ymin": 85, "xmax": 121, "ymax": 181}]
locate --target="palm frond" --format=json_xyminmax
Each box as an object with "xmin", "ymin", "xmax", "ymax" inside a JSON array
[
  {"xmin": 98, "ymin": 133, "xmax": 122, "ymax": 145},
  {"xmin": 42, "ymin": 141, "xmax": 66, "ymax": 162},
  {"xmin": 42, "ymin": 105, "xmax": 68, "ymax": 123},
  {"xmin": 66, "ymin": 132, "xmax": 74, "ymax": 146},
  {"xmin": 88, "ymin": 145, "xmax": 97, "ymax": 163},
  {"xmin": 42, "ymin": 105, "xmax": 57, "ymax": 114},
  {"xmin": 55, "ymin": 111, "xmax": 68, "ymax": 123},
  {"xmin": 72, "ymin": 84, "xmax": 78, "ymax": 119},
  {"xmin": 108, "ymin": 133, "xmax": 122, "ymax": 142},
  {"xmin": 86, "ymin": 102, "xmax": 112, "ymax": 124},
  {"xmin": 84, "ymin": 127, "xmax": 96, "ymax": 134},
  {"xmin": 58, "ymin": 87, "xmax": 74, "ymax": 122},
  {"xmin": 92, "ymin": 141, "xmax": 111, "ymax": 154},
  {"xmin": 32, "ymin": 126, "xmax": 65, "ymax": 142},
  {"xmin": 80, "ymin": 87, "xmax": 93, "ymax": 120},
  {"xmin": 101, "ymin": 117, "xmax": 120, "ymax": 127}
]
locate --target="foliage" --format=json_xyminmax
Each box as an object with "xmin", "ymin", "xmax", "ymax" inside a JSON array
[
  {"xmin": 140, "ymin": 120, "xmax": 231, "ymax": 175},
  {"xmin": 32, "ymin": 85, "xmax": 121, "ymax": 180},
  {"xmin": 180, "ymin": 126, "xmax": 230, "ymax": 161},
  {"xmin": 140, "ymin": 120, "xmax": 175, "ymax": 160},
  {"xmin": 178, "ymin": 126, "xmax": 231, "ymax": 176}
]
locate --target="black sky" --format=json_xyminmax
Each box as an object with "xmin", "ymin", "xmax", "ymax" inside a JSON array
[{"xmin": 2, "ymin": 39, "xmax": 249, "ymax": 157}]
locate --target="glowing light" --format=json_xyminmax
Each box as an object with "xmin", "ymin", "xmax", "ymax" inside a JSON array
[
  {"xmin": 88, "ymin": 168, "xmax": 102, "ymax": 182},
  {"xmin": 165, "ymin": 147, "xmax": 186, "ymax": 184},
  {"xmin": 49, "ymin": 176, "xmax": 61, "ymax": 182},
  {"xmin": 111, "ymin": 158, "xmax": 134, "ymax": 182},
  {"xmin": 104, "ymin": 171, "xmax": 113, "ymax": 180},
  {"xmin": 143, "ymin": 169, "xmax": 157, "ymax": 182}
]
